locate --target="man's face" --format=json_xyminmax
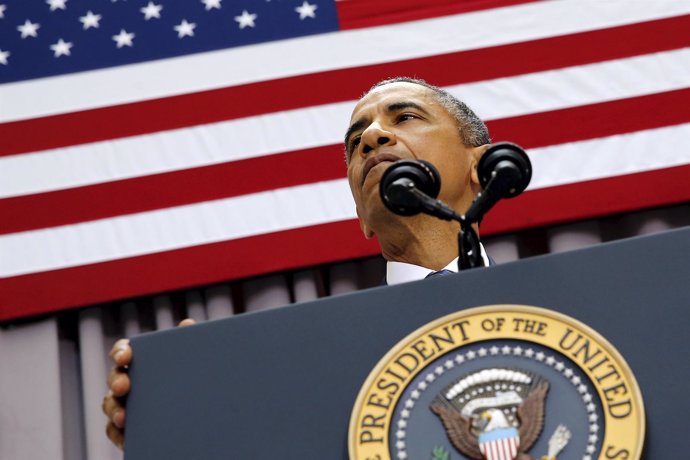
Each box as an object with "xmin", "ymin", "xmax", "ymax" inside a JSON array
[{"xmin": 345, "ymin": 82, "xmax": 484, "ymax": 238}]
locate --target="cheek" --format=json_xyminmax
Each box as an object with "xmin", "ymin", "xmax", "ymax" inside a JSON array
[{"xmin": 346, "ymin": 171, "xmax": 361, "ymax": 201}]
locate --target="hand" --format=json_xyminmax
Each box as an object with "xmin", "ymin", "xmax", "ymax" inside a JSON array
[
  {"xmin": 103, "ymin": 337, "xmax": 131, "ymax": 449},
  {"xmin": 102, "ymin": 319, "xmax": 197, "ymax": 449}
]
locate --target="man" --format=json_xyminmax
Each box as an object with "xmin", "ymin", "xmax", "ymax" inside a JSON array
[{"xmin": 102, "ymin": 77, "xmax": 492, "ymax": 448}]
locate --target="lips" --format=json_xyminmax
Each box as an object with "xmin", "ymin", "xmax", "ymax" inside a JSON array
[{"xmin": 361, "ymin": 153, "xmax": 402, "ymax": 187}]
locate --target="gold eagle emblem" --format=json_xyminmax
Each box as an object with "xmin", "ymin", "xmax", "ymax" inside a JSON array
[{"xmin": 430, "ymin": 368, "xmax": 549, "ymax": 460}]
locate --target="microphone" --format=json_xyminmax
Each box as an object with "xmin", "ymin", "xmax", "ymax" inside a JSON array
[
  {"xmin": 379, "ymin": 160, "xmax": 460, "ymax": 221},
  {"xmin": 464, "ymin": 142, "xmax": 531, "ymax": 223}
]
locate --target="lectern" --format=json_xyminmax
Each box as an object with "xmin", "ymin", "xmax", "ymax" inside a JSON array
[{"xmin": 125, "ymin": 227, "xmax": 690, "ymax": 459}]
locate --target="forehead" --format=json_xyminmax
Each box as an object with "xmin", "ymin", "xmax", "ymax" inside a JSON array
[{"xmin": 349, "ymin": 82, "xmax": 441, "ymax": 122}]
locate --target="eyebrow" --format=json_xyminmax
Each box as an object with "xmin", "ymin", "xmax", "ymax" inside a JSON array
[{"xmin": 344, "ymin": 101, "xmax": 430, "ymax": 154}]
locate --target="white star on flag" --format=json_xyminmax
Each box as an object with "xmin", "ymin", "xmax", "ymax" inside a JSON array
[
  {"xmin": 79, "ymin": 11, "xmax": 101, "ymax": 30},
  {"xmin": 140, "ymin": 2, "xmax": 162, "ymax": 20},
  {"xmin": 295, "ymin": 1, "xmax": 317, "ymax": 20},
  {"xmin": 112, "ymin": 29, "xmax": 135, "ymax": 48},
  {"xmin": 0, "ymin": 4, "xmax": 6, "ymax": 19},
  {"xmin": 0, "ymin": 49, "xmax": 9, "ymax": 65},
  {"xmin": 201, "ymin": 0, "xmax": 221, "ymax": 11},
  {"xmin": 234, "ymin": 10, "xmax": 257, "ymax": 29},
  {"xmin": 174, "ymin": 19, "xmax": 196, "ymax": 38},
  {"xmin": 50, "ymin": 38, "xmax": 72, "ymax": 57},
  {"xmin": 46, "ymin": 0, "xmax": 67, "ymax": 11},
  {"xmin": 17, "ymin": 20, "xmax": 41, "ymax": 39}
]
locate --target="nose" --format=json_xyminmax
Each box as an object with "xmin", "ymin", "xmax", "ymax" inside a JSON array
[{"xmin": 359, "ymin": 122, "xmax": 396, "ymax": 156}]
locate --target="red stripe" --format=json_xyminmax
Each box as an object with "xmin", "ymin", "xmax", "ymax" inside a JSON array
[
  {"xmin": 483, "ymin": 165, "xmax": 690, "ymax": 234},
  {"xmin": 0, "ymin": 145, "xmax": 347, "ymax": 234},
  {"xmin": 1, "ymin": 15, "xmax": 688, "ymax": 156},
  {"xmin": 0, "ymin": 220, "xmax": 378, "ymax": 322},
  {"xmin": 1, "ymin": 166, "xmax": 688, "ymax": 321},
  {"xmin": 3, "ymin": 89, "xmax": 688, "ymax": 234},
  {"xmin": 490, "ymin": 439, "xmax": 499, "ymax": 460},
  {"xmin": 336, "ymin": 0, "xmax": 540, "ymax": 30},
  {"xmin": 487, "ymin": 87, "xmax": 690, "ymax": 149}
]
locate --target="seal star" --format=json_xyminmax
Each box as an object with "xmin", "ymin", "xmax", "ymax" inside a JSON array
[
  {"xmin": 46, "ymin": 0, "xmax": 67, "ymax": 11},
  {"xmin": 295, "ymin": 1, "xmax": 317, "ymax": 19},
  {"xmin": 0, "ymin": 49, "xmax": 9, "ymax": 65},
  {"xmin": 140, "ymin": 2, "xmax": 162, "ymax": 20},
  {"xmin": 112, "ymin": 29, "xmax": 135, "ymax": 48},
  {"xmin": 79, "ymin": 11, "xmax": 101, "ymax": 30},
  {"xmin": 50, "ymin": 38, "xmax": 72, "ymax": 57},
  {"xmin": 234, "ymin": 9, "xmax": 256, "ymax": 29},
  {"xmin": 17, "ymin": 20, "xmax": 40, "ymax": 38},
  {"xmin": 174, "ymin": 19, "xmax": 196, "ymax": 38}
]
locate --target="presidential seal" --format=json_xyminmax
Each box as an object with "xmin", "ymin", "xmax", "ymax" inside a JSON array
[{"xmin": 348, "ymin": 305, "xmax": 644, "ymax": 460}]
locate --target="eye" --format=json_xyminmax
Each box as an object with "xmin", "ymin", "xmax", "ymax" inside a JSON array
[
  {"xmin": 349, "ymin": 136, "xmax": 361, "ymax": 152},
  {"xmin": 397, "ymin": 113, "xmax": 419, "ymax": 123}
]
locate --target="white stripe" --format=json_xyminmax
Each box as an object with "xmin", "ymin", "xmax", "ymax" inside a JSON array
[
  {"xmin": 0, "ymin": 100, "xmax": 352, "ymax": 198},
  {"xmin": 490, "ymin": 439, "xmax": 499, "ymax": 460},
  {"xmin": 527, "ymin": 123, "xmax": 690, "ymax": 190},
  {"xmin": 1, "ymin": 0, "xmax": 687, "ymax": 123},
  {"xmin": 2, "ymin": 48, "xmax": 688, "ymax": 198},
  {"xmin": 1, "ymin": 124, "xmax": 689, "ymax": 277},
  {"xmin": 0, "ymin": 179, "xmax": 356, "ymax": 278},
  {"xmin": 454, "ymin": 48, "xmax": 690, "ymax": 121}
]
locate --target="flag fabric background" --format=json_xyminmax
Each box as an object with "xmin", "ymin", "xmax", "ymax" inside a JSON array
[{"xmin": 1, "ymin": 0, "xmax": 690, "ymax": 321}]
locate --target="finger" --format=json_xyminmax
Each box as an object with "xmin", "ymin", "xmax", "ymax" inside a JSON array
[
  {"xmin": 109, "ymin": 338, "xmax": 132, "ymax": 367},
  {"xmin": 106, "ymin": 421, "xmax": 125, "ymax": 450},
  {"xmin": 102, "ymin": 390, "xmax": 124, "ymax": 419},
  {"xmin": 102, "ymin": 393, "xmax": 127, "ymax": 431},
  {"xmin": 178, "ymin": 318, "xmax": 197, "ymax": 327},
  {"xmin": 107, "ymin": 368, "xmax": 131, "ymax": 397}
]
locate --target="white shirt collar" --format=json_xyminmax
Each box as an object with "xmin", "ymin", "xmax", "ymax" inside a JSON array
[{"xmin": 386, "ymin": 243, "xmax": 489, "ymax": 286}]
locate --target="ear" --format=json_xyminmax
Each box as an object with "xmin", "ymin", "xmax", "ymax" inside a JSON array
[
  {"xmin": 470, "ymin": 144, "xmax": 490, "ymax": 190},
  {"xmin": 356, "ymin": 207, "xmax": 375, "ymax": 239}
]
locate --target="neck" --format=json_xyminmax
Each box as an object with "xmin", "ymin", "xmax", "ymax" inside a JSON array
[{"xmin": 377, "ymin": 214, "xmax": 468, "ymax": 270}]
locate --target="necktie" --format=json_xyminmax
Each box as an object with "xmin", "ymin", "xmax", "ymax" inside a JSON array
[{"xmin": 425, "ymin": 269, "xmax": 454, "ymax": 279}]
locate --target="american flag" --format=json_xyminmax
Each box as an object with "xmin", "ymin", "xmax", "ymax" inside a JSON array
[{"xmin": 1, "ymin": 0, "xmax": 689, "ymax": 321}]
